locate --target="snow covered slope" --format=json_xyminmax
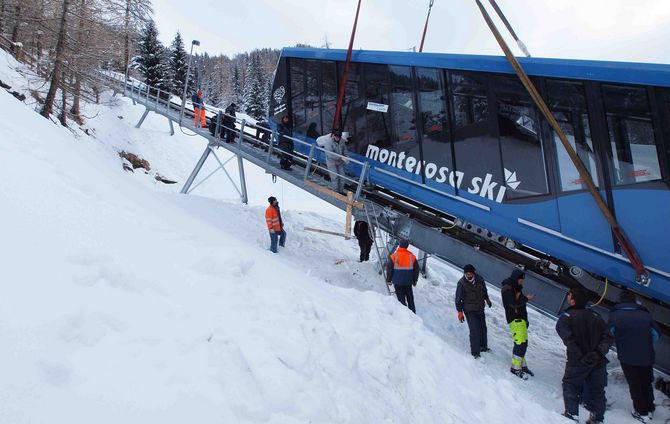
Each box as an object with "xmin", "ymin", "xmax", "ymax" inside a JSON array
[{"xmin": 0, "ymin": 53, "xmax": 667, "ymax": 423}]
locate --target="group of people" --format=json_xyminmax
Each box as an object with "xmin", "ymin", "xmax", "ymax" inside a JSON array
[{"xmin": 452, "ymin": 264, "xmax": 661, "ymax": 424}]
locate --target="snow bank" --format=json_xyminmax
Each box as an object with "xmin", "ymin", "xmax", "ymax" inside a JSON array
[{"xmin": 0, "ymin": 50, "xmax": 666, "ymax": 423}]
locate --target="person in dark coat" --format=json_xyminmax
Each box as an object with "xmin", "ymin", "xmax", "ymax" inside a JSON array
[
  {"xmin": 501, "ymin": 268, "xmax": 535, "ymax": 379},
  {"xmin": 455, "ymin": 264, "xmax": 492, "ymax": 358},
  {"xmin": 191, "ymin": 89, "xmax": 207, "ymax": 128},
  {"xmin": 277, "ymin": 115, "xmax": 294, "ymax": 170},
  {"xmin": 556, "ymin": 287, "xmax": 613, "ymax": 424},
  {"xmin": 385, "ymin": 239, "xmax": 420, "ymax": 313},
  {"xmin": 222, "ymin": 103, "xmax": 237, "ymax": 144},
  {"xmin": 306, "ymin": 122, "xmax": 320, "ymax": 139},
  {"xmin": 353, "ymin": 219, "xmax": 373, "ymax": 262},
  {"xmin": 607, "ymin": 291, "xmax": 661, "ymax": 422}
]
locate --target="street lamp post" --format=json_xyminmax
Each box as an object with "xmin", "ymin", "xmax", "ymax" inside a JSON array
[{"xmin": 179, "ymin": 39, "xmax": 200, "ymax": 126}]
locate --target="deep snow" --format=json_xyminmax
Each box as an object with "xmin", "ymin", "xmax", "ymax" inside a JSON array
[{"xmin": 0, "ymin": 50, "xmax": 668, "ymax": 423}]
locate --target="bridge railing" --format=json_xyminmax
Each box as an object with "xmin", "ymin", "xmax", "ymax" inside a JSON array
[{"xmin": 98, "ymin": 70, "xmax": 370, "ymax": 202}]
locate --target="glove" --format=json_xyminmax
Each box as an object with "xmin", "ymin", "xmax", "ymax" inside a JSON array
[
  {"xmin": 580, "ymin": 351, "xmax": 602, "ymax": 367},
  {"xmin": 269, "ymin": 229, "xmax": 275, "ymax": 234},
  {"xmin": 486, "ymin": 299, "xmax": 492, "ymax": 308},
  {"xmin": 457, "ymin": 311, "xmax": 464, "ymax": 323}
]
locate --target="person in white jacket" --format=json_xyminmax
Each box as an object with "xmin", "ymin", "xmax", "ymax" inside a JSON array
[{"xmin": 316, "ymin": 128, "xmax": 349, "ymax": 193}]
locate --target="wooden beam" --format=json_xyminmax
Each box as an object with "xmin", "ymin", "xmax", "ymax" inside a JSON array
[
  {"xmin": 345, "ymin": 191, "xmax": 354, "ymax": 238},
  {"xmin": 304, "ymin": 227, "xmax": 351, "ymax": 239},
  {"xmin": 304, "ymin": 180, "xmax": 363, "ymax": 209}
]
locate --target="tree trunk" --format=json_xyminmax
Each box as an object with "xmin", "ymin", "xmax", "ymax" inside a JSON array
[
  {"xmin": 123, "ymin": 0, "xmax": 131, "ymax": 72},
  {"xmin": 70, "ymin": 74, "xmax": 82, "ymax": 124},
  {"xmin": 41, "ymin": 0, "xmax": 70, "ymax": 119},
  {"xmin": 59, "ymin": 72, "xmax": 67, "ymax": 126}
]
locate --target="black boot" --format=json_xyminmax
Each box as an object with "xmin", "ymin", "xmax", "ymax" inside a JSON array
[{"xmin": 522, "ymin": 366, "xmax": 534, "ymax": 377}]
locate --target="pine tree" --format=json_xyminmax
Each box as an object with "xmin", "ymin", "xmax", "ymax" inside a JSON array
[
  {"xmin": 169, "ymin": 31, "xmax": 188, "ymax": 96},
  {"xmin": 243, "ymin": 55, "xmax": 266, "ymax": 119},
  {"xmin": 232, "ymin": 65, "xmax": 242, "ymax": 107},
  {"xmin": 134, "ymin": 19, "xmax": 168, "ymax": 90}
]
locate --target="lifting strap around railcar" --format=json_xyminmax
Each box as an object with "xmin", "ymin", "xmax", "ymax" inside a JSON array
[
  {"xmin": 472, "ymin": 0, "xmax": 649, "ymax": 284},
  {"xmin": 419, "ymin": 0, "xmax": 435, "ymax": 53},
  {"xmin": 333, "ymin": 0, "xmax": 363, "ymax": 131}
]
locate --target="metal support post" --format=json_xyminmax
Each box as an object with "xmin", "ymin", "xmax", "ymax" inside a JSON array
[
  {"xmin": 237, "ymin": 120, "xmax": 249, "ymax": 204},
  {"xmin": 418, "ymin": 250, "xmax": 428, "ymax": 278},
  {"xmin": 181, "ymin": 144, "xmax": 212, "ymax": 194},
  {"xmin": 304, "ymin": 144, "xmax": 315, "ymax": 180},
  {"xmin": 167, "ymin": 117, "xmax": 174, "ymax": 136},
  {"xmin": 266, "ymin": 129, "xmax": 277, "ymax": 162},
  {"xmin": 135, "ymin": 108, "xmax": 149, "ymax": 128},
  {"xmin": 353, "ymin": 162, "xmax": 369, "ymax": 201}
]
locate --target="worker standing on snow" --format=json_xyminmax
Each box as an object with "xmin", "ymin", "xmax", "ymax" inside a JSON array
[
  {"xmin": 265, "ymin": 196, "xmax": 286, "ymax": 253},
  {"xmin": 353, "ymin": 219, "xmax": 373, "ymax": 262},
  {"xmin": 455, "ymin": 264, "xmax": 492, "ymax": 358},
  {"xmin": 501, "ymin": 268, "xmax": 535, "ymax": 379},
  {"xmin": 385, "ymin": 239, "xmax": 420, "ymax": 313},
  {"xmin": 191, "ymin": 89, "xmax": 207, "ymax": 128},
  {"xmin": 556, "ymin": 287, "xmax": 613, "ymax": 424},
  {"xmin": 607, "ymin": 290, "xmax": 660, "ymax": 423}
]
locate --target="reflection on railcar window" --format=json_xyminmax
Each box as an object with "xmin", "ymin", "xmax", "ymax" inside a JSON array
[
  {"xmin": 494, "ymin": 76, "xmax": 549, "ymax": 199},
  {"xmin": 303, "ymin": 60, "xmax": 321, "ymax": 135},
  {"xmin": 290, "ymin": 59, "xmax": 306, "ymax": 131},
  {"xmin": 450, "ymin": 72, "xmax": 501, "ymax": 195},
  {"xmin": 389, "ymin": 65, "xmax": 417, "ymax": 145},
  {"xmin": 359, "ymin": 63, "xmax": 391, "ymax": 154},
  {"xmin": 547, "ymin": 80, "xmax": 600, "ymax": 192},
  {"xmin": 270, "ymin": 58, "xmax": 287, "ymax": 122},
  {"xmin": 603, "ymin": 85, "xmax": 661, "ymax": 185},
  {"xmin": 319, "ymin": 61, "xmax": 337, "ymax": 138},
  {"xmin": 339, "ymin": 63, "xmax": 365, "ymax": 147},
  {"xmin": 417, "ymin": 67, "xmax": 452, "ymax": 180}
]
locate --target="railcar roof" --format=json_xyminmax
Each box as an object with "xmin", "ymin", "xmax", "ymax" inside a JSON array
[{"xmin": 282, "ymin": 47, "xmax": 670, "ymax": 88}]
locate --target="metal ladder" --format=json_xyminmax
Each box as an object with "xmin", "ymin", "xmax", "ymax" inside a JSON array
[{"xmin": 363, "ymin": 201, "xmax": 395, "ymax": 295}]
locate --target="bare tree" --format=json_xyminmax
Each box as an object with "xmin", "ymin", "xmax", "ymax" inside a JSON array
[{"xmin": 41, "ymin": 0, "xmax": 71, "ymax": 119}]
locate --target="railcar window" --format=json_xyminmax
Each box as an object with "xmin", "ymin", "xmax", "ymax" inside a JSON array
[
  {"xmin": 358, "ymin": 63, "xmax": 391, "ymax": 154},
  {"xmin": 338, "ymin": 63, "xmax": 365, "ymax": 145},
  {"xmin": 450, "ymin": 72, "xmax": 502, "ymax": 195},
  {"xmin": 389, "ymin": 66, "xmax": 417, "ymax": 146},
  {"xmin": 603, "ymin": 85, "xmax": 661, "ymax": 185},
  {"xmin": 417, "ymin": 67, "xmax": 451, "ymax": 179},
  {"xmin": 303, "ymin": 60, "xmax": 321, "ymax": 135},
  {"xmin": 289, "ymin": 59, "xmax": 306, "ymax": 131},
  {"xmin": 547, "ymin": 80, "xmax": 600, "ymax": 192},
  {"xmin": 269, "ymin": 57, "xmax": 287, "ymax": 122},
  {"xmin": 494, "ymin": 76, "xmax": 549, "ymax": 199},
  {"xmin": 319, "ymin": 61, "xmax": 337, "ymax": 138}
]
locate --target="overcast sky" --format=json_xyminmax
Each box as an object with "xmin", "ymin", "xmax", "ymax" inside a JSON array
[{"xmin": 152, "ymin": 0, "xmax": 670, "ymax": 64}]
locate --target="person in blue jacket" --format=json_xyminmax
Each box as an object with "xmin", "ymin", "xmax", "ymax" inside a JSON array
[{"xmin": 608, "ymin": 290, "xmax": 661, "ymax": 423}]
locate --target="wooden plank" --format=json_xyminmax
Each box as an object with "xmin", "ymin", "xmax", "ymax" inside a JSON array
[
  {"xmin": 345, "ymin": 191, "xmax": 354, "ymax": 238},
  {"xmin": 304, "ymin": 227, "xmax": 350, "ymax": 239},
  {"xmin": 304, "ymin": 180, "xmax": 363, "ymax": 209}
]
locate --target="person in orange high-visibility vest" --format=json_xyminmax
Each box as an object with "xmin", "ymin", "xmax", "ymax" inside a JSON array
[
  {"xmin": 265, "ymin": 196, "xmax": 286, "ymax": 253},
  {"xmin": 191, "ymin": 89, "xmax": 207, "ymax": 128},
  {"xmin": 385, "ymin": 239, "xmax": 420, "ymax": 313}
]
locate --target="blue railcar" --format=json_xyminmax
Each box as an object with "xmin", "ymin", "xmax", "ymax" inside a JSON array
[{"xmin": 268, "ymin": 47, "xmax": 670, "ymax": 305}]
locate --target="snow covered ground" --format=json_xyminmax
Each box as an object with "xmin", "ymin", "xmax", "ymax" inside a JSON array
[{"xmin": 0, "ymin": 50, "xmax": 668, "ymax": 423}]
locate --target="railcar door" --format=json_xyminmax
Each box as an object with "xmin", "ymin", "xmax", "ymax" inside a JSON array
[{"xmin": 546, "ymin": 79, "xmax": 615, "ymax": 252}]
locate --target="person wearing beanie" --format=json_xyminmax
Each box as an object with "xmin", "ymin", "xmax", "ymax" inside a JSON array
[
  {"xmin": 353, "ymin": 218, "xmax": 373, "ymax": 262},
  {"xmin": 265, "ymin": 196, "xmax": 286, "ymax": 253},
  {"xmin": 191, "ymin": 89, "xmax": 207, "ymax": 128},
  {"xmin": 556, "ymin": 287, "xmax": 613, "ymax": 424},
  {"xmin": 607, "ymin": 291, "xmax": 661, "ymax": 423},
  {"xmin": 501, "ymin": 268, "xmax": 535, "ymax": 379},
  {"xmin": 385, "ymin": 239, "xmax": 420, "ymax": 313},
  {"xmin": 455, "ymin": 264, "xmax": 492, "ymax": 358},
  {"xmin": 222, "ymin": 103, "xmax": 237, "ymax": 144},
  {"xmin": 316, "ymin": 128, "xmax": 350, "ymax": 193}
]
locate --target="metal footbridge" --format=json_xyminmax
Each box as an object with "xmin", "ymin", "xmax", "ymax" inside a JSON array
[{"xmin": 99, "ymin": 71, "xmax": 670, "ymax": 374}]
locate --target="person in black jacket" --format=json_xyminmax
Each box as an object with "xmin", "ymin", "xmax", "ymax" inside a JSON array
[
  {"xmin": 607, "ymin": 290, "xmax": 661, "ymax": 423},
  {"xmin": 501, "ymin": 268, "xmax": 535, "ymax": 379},
  {"xmin": 353, "ymin": 219, "xmax": 373, "ymax": 262},
  {"xmin": 556, "ymin": 287, "xmax": 613, "ymax": 424},
  {"xmin": 455, "ymin": 264, "xmax": 492, "ymax": 358},
  {"xmin": 222, "ymin": 103, "xmax": 236, "ymax": 144},
  {"xmin": 277, "ymin": 115, "xmax": 294, "ymax": 170}
]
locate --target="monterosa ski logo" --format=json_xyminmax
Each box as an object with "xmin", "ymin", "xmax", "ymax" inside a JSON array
[{"xmin": 365, "ymin": 145, "xmax": 521, "ymax": 203}]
